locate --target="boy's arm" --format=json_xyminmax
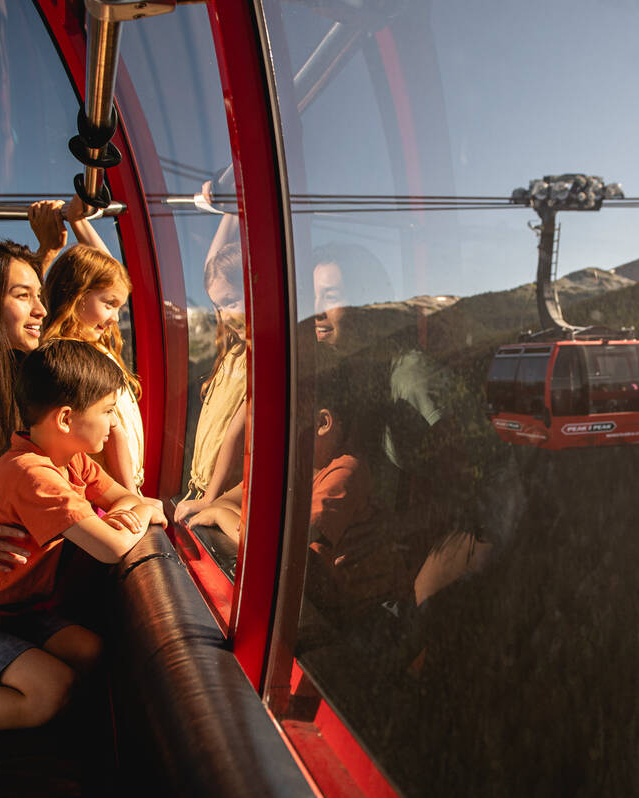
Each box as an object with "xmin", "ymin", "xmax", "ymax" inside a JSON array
[
  {"xmin": 63, "ymin": 505, "xmax": 154, "ymax": 563},
  {"xmin": 95, "ymin": 483, "xmax": 167, "ymax": 528}
]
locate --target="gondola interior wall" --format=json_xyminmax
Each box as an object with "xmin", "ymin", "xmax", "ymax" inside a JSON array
[{"xmin": 2, "ymin": 0, "xmax": 639, "ymax": 796}]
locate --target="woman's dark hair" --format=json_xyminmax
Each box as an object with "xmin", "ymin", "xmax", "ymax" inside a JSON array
[
  {"xmin": 312, "ymin": 242, "xmax": 394, "ymax": 308},
  {"xmin": 0, "ymin": 240, "xmax": 41, "ymax": 452},
  {"xmin": 16, "ymin": 338, "xmax": 126, "ymax": 429}
]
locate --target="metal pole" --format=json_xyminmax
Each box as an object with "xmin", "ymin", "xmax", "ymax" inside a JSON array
[
  {"xmin": 83, "ymin": 13, "xmax": 122, "ymax": 200},
  {"xmin": 69, "ymin": 1, "xmax": 176, "ymax": 207},
  {"xmin": 536, "ymin": 208, "xmax": 570, "ymax": 332},
  {"xmin": 0, "ymin": 201, "xmax": 126, "ymax": 221}
]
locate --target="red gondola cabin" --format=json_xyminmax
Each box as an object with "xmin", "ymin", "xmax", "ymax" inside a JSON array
[{"xmin": 487, "ymin": 339, "xmax": 639, "ymax": 449}]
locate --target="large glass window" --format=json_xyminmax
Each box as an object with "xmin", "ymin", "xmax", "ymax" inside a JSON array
[
  {"xmin": 264, "ymin": 0, "xmax": 639, "ymax": 794},
  {"xmin": 119, "ymin": 4, "xmax": 248, "ymax": 581},
  {"xmin": 0, "ymin": 2, "xmax": 132, "ymax": 366}
]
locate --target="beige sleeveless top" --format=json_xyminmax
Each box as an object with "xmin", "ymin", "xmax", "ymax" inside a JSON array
[
  {"xmin": 188, "ymin": 347, "xmax": 247, "ymax": 497},
  {"xmin": 93, "ymin": 350, "xmax": 145, "ymax": 490}
]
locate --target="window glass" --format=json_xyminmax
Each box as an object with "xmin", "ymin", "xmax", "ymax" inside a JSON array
[
  {"xmin": 264, "ymin": 0, "xmax": 639, "ymax": 793},
  {"xmin": 487, "ymin": 353, "xmax": 519, "ymax": 413},
  {"xmin": 585, "ymin": 345, "xmax": 639, "ymax": 414},
  {"xmin": 120, "ymin": 5, "xmax": 247, "ymax": 580},
  {"xmin": 0, "ymin": 2, "xmax": 132, "ymax": 368},
  {"xmin": 551, "ymin": 347, "xmax": 587, "ymax": 416},
  {"xmin": 513, "ymin": 354, "xmax": 548, "ymax": 415}
]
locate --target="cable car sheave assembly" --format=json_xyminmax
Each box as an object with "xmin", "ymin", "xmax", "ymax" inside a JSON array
[
  {"xmin": 488, "ymin": 173, "xmax": 639, "ymax": 450},
  {"xmin": 510, "ymin": 173, "xmax": 625, "ymax": 337}
]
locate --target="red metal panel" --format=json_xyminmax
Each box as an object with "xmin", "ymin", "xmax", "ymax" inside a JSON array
[
  {"xmin": 284, "ymin": 661, "xmax": 399, "ymax": 798},
  {"xmin": 31, "ymin": 0, "xmax": 167, "ymax": 497},
  {"xmin": 170, "ymin": 524, "xmax": 233, "ymax": 634},
  {"xmin": 207, "ymin": 0, "xmax": 289, "ymax": 688}
]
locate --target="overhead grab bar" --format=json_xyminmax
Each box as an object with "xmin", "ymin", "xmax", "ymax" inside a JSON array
[
  {"xmin": 0, "ymin": 200, "xmax": 127, "ymax": 221},
  {"xmin": 69, "ymin": 0, "xmax": 176, "ymax": 208}
]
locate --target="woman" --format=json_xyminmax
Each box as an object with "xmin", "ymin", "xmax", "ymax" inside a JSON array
[{"xmin": 0, "ymin": 239, "xmax": 47, "ymax": 572}]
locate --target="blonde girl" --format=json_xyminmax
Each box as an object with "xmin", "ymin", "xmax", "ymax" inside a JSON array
[
  {"xmin": 42, "ymin": 244, "xmax": 145, "ymax": 495},
  {"xmin": 174, "ymin": 238, "xmax": 247, "ymax": 526}
]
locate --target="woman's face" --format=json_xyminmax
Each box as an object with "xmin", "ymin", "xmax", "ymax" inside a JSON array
[
  {"xmin": 314, "ymin": 261, "xmax": 347, "ymax": 345},
  {"xmin": 77, "ymin": 280, "xmax": 129, "ymax": 342},
  {"xmin": 1, "ymin": 258, "xmax": 46, "ymax": 352}
]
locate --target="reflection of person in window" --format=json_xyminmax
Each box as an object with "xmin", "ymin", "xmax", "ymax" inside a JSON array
[
  {"xmin": 174, "ymin": 237, "xmax": 246, "ymax": 523},
  {"xmin": 312, "ymin": 244, "xmax": 491, "ymax": 611},
  {"xmin": 305, "ymin": 349, "xmax": 398, "ymax": 615},
  {"xmin": 313, "ymin": 243, "xmax": 446, "ymax": 476}
]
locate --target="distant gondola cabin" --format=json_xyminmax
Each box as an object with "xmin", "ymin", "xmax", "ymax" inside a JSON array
[{"xmin": 487, "ymin": 340, "xmax": 639, "ymax": 448}]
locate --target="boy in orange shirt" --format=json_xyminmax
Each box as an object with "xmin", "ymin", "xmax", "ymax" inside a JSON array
[{"xmin": 0, "ymin": 338, "xmax": 166, "ymax": 730}]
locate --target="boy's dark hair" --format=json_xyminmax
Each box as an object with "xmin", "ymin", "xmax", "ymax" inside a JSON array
[
  {"xmin": 16, "ymin": 339, "xmax": 126, "ymax": 428},
  {"xmin": 314, "ymin": 343, "xmax": 354, "ymax": 436}
]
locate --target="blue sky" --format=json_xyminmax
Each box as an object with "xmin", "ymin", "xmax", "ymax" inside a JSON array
[{"xmin": 5, "ymin": 0, "xmax": 639, "ymax": 315}]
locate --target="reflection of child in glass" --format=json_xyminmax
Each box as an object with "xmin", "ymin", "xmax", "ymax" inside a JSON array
[
  {"xmin": 186, "ymin": 350, "xmax": 378, "ymax": 556},
  {"xmin": 0, "ymin": 339, "xmax": 166, "ymax": 730},
  {"xmin": 174, "ymin": 220, "xmax": 247, "ymax": 525},
  {"xmin": 308, "ymin": 356, "xmax": 376, "ymax": 574}
]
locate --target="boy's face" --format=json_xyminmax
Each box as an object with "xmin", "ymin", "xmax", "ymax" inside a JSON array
[{"xmin": 69, "ymin": 392, "xmax": 118, "ymax": 453}]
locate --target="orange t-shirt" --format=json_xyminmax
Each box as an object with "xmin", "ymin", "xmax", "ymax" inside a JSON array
[
  {"xmin": 310, "ymin": 453, "xmax": 375, "ymax": 553},
  {"xmin": 0, "ymin": 433, "xmax": 114, "ymax": 609}
]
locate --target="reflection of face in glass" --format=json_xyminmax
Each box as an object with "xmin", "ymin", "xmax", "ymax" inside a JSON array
[
  {"xmin": 207, "ymin": 274, "xmax": 246, "ymax": 341},
  {"xmin": 314, "ymin": 261, "xmax": 347, "ymax": 345}
]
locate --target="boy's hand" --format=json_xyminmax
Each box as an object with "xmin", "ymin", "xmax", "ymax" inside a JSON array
[
  {"xmin": 142, "ymin": 496, "xmax": 164, "ymax": 513},
  {"xmin": 148, "ymin": 506, "xmax": 168, "ymax": 529},
  {"xmin": 0, "ymin": 527, "xmax": 30, "ymax": 573},
  {"xmin": 141, "ymin": 496, "xmax": 168, "ymax": 528},
  {"xmin": 103, "ymin": 508, "xmax": 143, "ymax": 534}
]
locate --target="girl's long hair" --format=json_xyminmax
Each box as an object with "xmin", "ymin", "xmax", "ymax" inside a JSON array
[
  {"xmin": 0, "ymin": 240, "xmax": 42, "ymax": 452},
  {"xmin": 201, "ymin": 242, "xmax": 246, "ymax": 400},
  {"xmin": 42, "ymin": 244, "xmax": 141, "ymax": 398}
]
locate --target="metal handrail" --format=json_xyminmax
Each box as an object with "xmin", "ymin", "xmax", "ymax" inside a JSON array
[{"xmin": 0, "ymin": 201, "xmax": 127, "ymax": 221}]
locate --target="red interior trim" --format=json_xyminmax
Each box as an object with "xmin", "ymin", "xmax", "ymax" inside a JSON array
[
  {"xmin": 287, "ymin": 662, "xmax": 399, "ymax": 798},
  {"xmin": 207, "ymin": 0, "xmax": 289, "ymax": 688},
  {"xmin": 170, "ymin": 524, "xmax": 233, "ymax": 634}
]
